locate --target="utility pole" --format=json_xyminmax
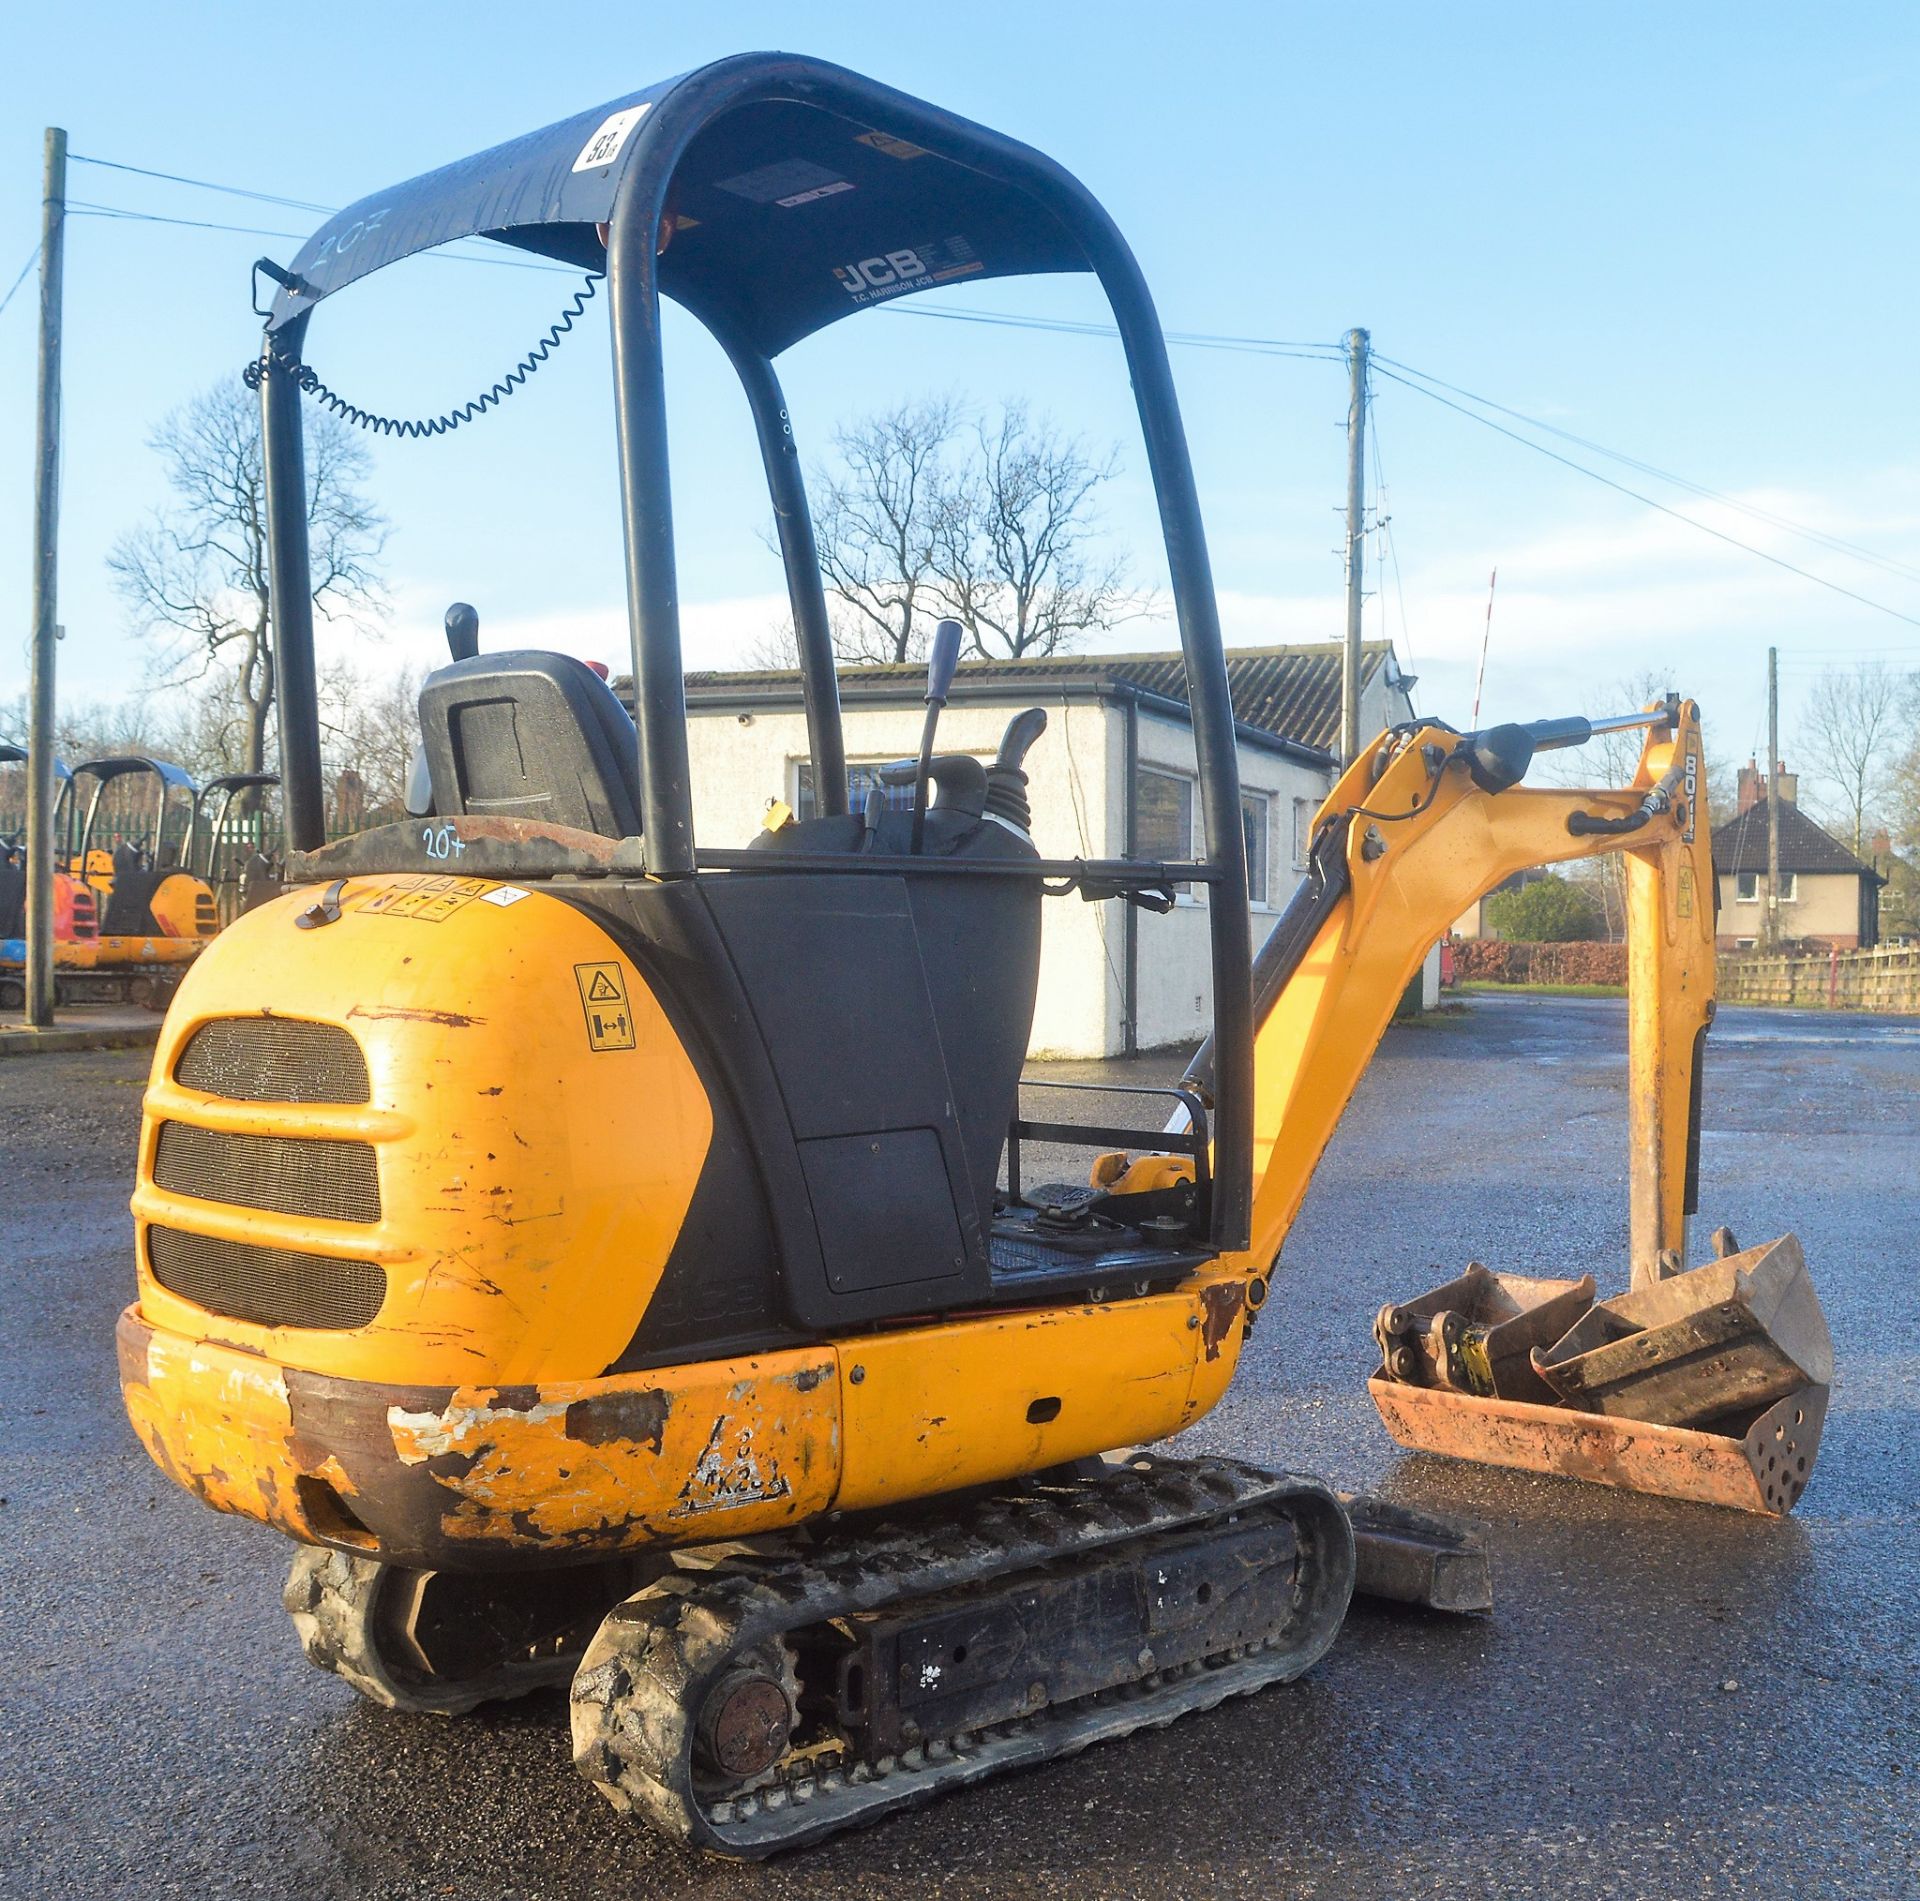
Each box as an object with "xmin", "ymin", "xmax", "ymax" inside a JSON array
[
  {"xmin": 24, "ymin": 127, "xmax": 67, "ymax": 1027},
  {"xmin": 1340, "ymin": 326, "xmax": 1369, "ymax": 766},
  {"xmin": 1765, "ymin": 644, "xmax": 1781, "ymax": 952}
]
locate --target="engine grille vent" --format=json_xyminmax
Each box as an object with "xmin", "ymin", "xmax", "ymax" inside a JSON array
[
  {"xmin": 147, "ymin": 1225, "xmax": 384, "ymax": 1331},
  {"xmin": 175, "ymin": 1017, "xmax": 369, "ymax": 1103},
  {"xmin": 154, "ymin": 1121, "xmax": 381, "ymax": 1224}
]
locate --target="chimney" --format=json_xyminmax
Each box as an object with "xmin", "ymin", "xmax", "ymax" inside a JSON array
[
  {"xmin": 1737, "ymin": 759, "xmax": 1763, "ymax": 814},
  {"xmin": 1871, "ymin": 828, "xmax": 1891, "ymax": 863},
  {"xmin": 1772, "ymin": 761, "xmax": 1797, "ymax": 807}
]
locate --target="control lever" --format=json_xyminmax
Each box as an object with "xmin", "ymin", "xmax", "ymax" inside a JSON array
[
  {"xmin": 445, "ymin": 602, "xmax": 480, "ymax": 661},
  {"xmin": 859, "ymin": 784, "xmax": 887, "ymax": 852},
  {"xmin": 910, "ymin": 619, "xmax": 964, "ymax": 854},
  {"xmin": 985, "ymin": 707, "xmax": 1049, "ymax": 835}
]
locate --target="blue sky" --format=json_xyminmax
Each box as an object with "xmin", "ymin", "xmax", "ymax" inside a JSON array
[{"xmin": 2, "ymin": 2, "xmax": 1916, "ymax": 786}]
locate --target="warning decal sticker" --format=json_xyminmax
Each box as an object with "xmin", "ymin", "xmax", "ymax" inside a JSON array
[
  {"xmin": 359, "ymin": 875, "xmax": 491, "ymax": 923},
  {"xmin": 715, "ymin": 157, "xmax": 855, "ymax": 208},
  {"xmin": 574, "ymin": 961, "xmax": 637, "ymax": 1052},
  {"xmin": 854, "ymin": 129, "xmax": 929, "ymax": 161}
]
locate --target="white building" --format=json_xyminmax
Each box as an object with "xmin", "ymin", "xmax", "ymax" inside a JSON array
[{"xmin": 677, "ymin": 641, "xmax": 1419, "ymax": 1059}]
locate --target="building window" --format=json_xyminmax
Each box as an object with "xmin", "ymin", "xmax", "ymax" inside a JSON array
[
  {"xmin": 793, "ymin": 761, "xmax": 922, "ymax": 821},
  {"xmin": 1241, "ymin": 792, "xmax": 1271, "ymax": 906},
  {"xmin": 1780, "ymin": 872, "xmax": 1798, "ymax": 902},
  {"xmin": 1735, "ymin": 871, "xmax": 1758, "ymax": 902},
  {"xmin": 1135, "ymin": 766, "xmax": 1194, "ymax": 896},
  {"xmin": 1293, "ymin": 796, "xmax": 1318, "ymax": 870}
]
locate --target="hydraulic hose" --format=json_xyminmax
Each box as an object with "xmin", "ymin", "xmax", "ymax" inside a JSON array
[{"xmin": 1566, "ymin": 749, "xmax": 1689, "ymax": 836}]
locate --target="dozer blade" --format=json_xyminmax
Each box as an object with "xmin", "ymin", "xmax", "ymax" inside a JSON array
[{"xmin": 569, "ymin": 1454, "xmax": 1354, "ymax": 1857}]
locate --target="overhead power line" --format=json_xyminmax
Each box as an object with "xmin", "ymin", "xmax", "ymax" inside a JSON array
[
  {"xmin": 48, "ymin": 146, "xmax": 1920, "ymax": 630},
  {"xmin": 66, "ymin": 150, "xmax": 574, "ymax": 274},
  {"xmin": 1374, "ymin": 351, "xmax": 1920, "ymax": 589},
  {"xmin": 887, "ymin": 303, "xmax": 1920, "ymax": 623},
  {"xmin": 66, "ymin": 200, "xmax": 574, "ymax": 274},
  {"xmin": 71, "ymin": 152, "xmax": 335, "ymax": 216},
  {"xmin": 884, "ymin": 302, "xmax": 1344, "ymax": 361},
  {"xmin": 1370, "ymin": 362, "xmax": 1920, "ymax": 632},
  {"xmin": 0, "ymin": 242, "xmax": 40, "ymax": 322}
]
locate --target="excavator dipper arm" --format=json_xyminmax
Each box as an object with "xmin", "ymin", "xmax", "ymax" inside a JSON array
[{"xmin": 1207, "ymin": 699, "xmax": 1715, "ymax": 1292}]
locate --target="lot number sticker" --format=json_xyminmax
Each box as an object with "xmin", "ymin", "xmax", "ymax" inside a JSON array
[
  {"xmin": 573, "ymin": 104, "xmax": 650, "ymax": 174},
  {"xmin": 574, "ymin": 961, "xmax": 637, "ymax": 1051}
]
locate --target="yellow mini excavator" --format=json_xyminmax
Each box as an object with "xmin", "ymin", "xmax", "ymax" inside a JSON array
[
  {"xmin": 72, "ymin": 756, "xmax": 221, "ymax": 1003},
  {"xmin": 120, "ymin": 55, "xmax": 1738, "ymax": 1857}
]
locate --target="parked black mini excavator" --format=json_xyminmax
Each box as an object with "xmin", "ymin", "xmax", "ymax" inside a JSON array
[{"xmin": 118, "ymin": 54, "xmax": 1771, "ymax": 1857}]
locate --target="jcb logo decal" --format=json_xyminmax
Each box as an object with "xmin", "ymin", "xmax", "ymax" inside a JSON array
[
  {"xmin": 832, "ymin": 235, "xmax": 982, "ymax": 305},
  {"xmin": 834, "ymin": 249, "xmax": 929, "ymax": 294}
]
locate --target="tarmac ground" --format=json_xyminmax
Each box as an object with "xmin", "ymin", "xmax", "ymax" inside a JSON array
[{"xmin": 2, "ymin": 993, "xmax": 1914, "ymax": 1898}]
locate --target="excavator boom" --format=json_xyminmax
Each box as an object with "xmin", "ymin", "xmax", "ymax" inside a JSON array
[{"xmin": 1209, "ymin": 698, "xmax": 1714, "ymax": 1288}]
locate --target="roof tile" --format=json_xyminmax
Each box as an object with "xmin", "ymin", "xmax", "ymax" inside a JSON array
[
  {"xmin": 1715, "ymin": 799, "xmax": 1884, "ymax": 880},
  {"xmin": 683, "ymin": 641, "xmax": 1397, "ymax": 754}
]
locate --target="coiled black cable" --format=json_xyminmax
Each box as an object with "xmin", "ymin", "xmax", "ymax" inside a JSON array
[{"xmin": 242, "ymin": 272, "xmax": 603, "ymax": 439}]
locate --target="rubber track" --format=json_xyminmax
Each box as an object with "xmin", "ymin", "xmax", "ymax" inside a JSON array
[{"xmin": 569, "ymin": 1454, "xmax": 1355, "ymax": 1857}]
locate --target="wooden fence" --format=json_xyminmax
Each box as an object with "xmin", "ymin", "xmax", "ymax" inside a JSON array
[{"xmin": 1717, "ymin": 945, "xmax": 1920, "ymax": 1013}]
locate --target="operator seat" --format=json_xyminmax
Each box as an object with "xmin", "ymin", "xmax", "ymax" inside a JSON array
[
  {"xmin": 0, "ymin": 847, "xmax": 24, "ymax": 938},
  {"xmin": 417, "ymin": 650, "xmax": 643, "ymax": 840},
  {"xmin": 101, "ymin": 841, "xmax": 167, "ymax": 937}
]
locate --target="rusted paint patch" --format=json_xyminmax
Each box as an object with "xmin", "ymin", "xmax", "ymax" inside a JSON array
[
  {"xmin": 1367, "ymin": 1376, "xmax": 1827, "ymax": 1515},
  {"xmin": 122, "ymin": 1305, "xmax": 839, "ymax": 1569},
  {"xmin": 1198, "ymin": 1282, "xmax": 1246, "ymax": 1361},
  {"xmin": 118, "ymin": 1309, "xmax": 298, "ymax": 1529},
  {"xmin": 345, "ymin": 1003, "xmax": 485, "ymax": 1028},
  {"xmin": 564, "ymin": 1387, "xmax": 670, "ymax": 1453}
]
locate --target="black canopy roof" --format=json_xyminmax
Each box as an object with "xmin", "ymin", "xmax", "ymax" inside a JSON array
[{"xmin": 266, "ymin": 54, "xmax": 1091, "ymax": 357}]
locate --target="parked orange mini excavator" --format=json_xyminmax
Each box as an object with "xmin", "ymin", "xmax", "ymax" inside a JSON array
[
  {"xmin": 70, "ymin": 756, "xmax": 220, "ymax": 1004},
  {"xmin": 116, "ymin": 53, "xmax": 1820, "ymax": 1858},
  {"xmin": 0, "ymin": 744, "xmax": 98, "ymax": 1006}
]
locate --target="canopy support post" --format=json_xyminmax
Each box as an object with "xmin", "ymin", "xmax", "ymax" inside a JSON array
[
  {"xmin": 718, "ymin": 333, "xmax": 846, "ymax": 817},
  {"xmin": 606, "ymin": 177, "xmax": 695, "ymax": 876},
  {"xmin": 260, "ymin": 316, "xmax": 326, "ymax": 853}
]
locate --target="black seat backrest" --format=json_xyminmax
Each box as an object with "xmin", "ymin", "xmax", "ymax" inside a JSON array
[
  {"xmin": 418, "ymin": 650, "xmax": 642, "ymax": 839},
  {"xmin": 102, "ymin": 859, "xmax": 166, "ymax": 937},
  {"xmin": 0, "ymin": 851, "xmax": 24, "ymax": 938}
]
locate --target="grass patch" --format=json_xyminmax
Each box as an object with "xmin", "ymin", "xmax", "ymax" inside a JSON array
[{"xmin": 1454, "ymin": 981, "xmax": 1627, "ymax": 999}]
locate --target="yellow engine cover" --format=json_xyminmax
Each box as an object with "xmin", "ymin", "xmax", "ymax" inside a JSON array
[
  {"xmin": 120, "ymin": 870, "xmax": 1250, "ymax": 1568},
  {"xmin": 130, "ymin": 872, "xmax": 714, "ymax": 1387}
]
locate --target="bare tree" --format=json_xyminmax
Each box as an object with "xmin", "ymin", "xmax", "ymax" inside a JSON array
[
  {"xmin": 810, "ymin": 396, "xmax": 965, "ymax": 665},
  {"xmin": 804, "ymin": 396, "xmax": 1136, "ymax": 668},
  {"xmin": 110, "ymin": 380, "xmax": 387, "ymax": 796},
  {"xmin": 318, "ymin": 657, "xmax": 426, "ymax": 826},
  {"xmin": 1539, "ymin": 672, "xmax": 1677, "ymax": 938},
  {"xmin": 933, "ymin": 403, "xmax": 1141, "ymax": 659},
  {"xmin": 1796, "ymin": 661, "xmax": 1910, "ymax": 856}
]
